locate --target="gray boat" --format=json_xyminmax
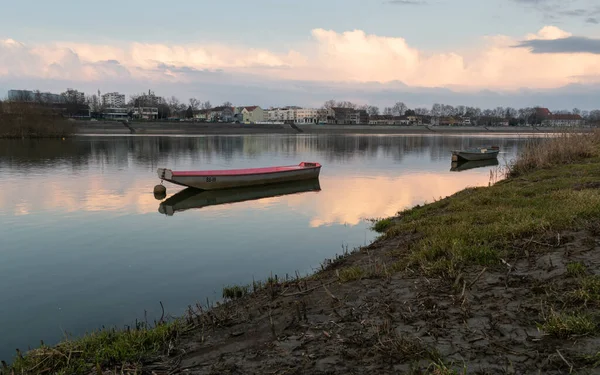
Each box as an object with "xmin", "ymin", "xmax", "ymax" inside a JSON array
[{"xmin": 451, "ymin": 146, "xmax": 500, "ymax": 162}]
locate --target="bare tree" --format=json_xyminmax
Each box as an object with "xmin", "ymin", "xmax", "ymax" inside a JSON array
[
  {"xmin": 392, "ymin": 102, "xmax": 407, "ymax": 116},
  {"xmin": 505, "ymin": 107, "xmax": 517, "ymax": 119},
  {"xmin": 572, "ymin": 108, "xmax": 581, "ymax": 115},
  {"xmin": 588, "ymin": 110, "xmax": 600, "ymax": 121},
  {"xmin": 201, "ymin": 101, "xmax": 212, "ymax": 110},
  {"xmin": 367, "ymin": 106, "xmax": 379, "ymax": 116},
  {"xmin": 189, "ymin": 98, "xmax": 201, "ymax": 111},
  {"xmin": 441, "ymin": 105, "xmax": 454, "ymax": 117},
  {"xmin": 317, "ymin": 108, "xmax": 330, "ymax": 123},
  {"xmin": 61, "ymin": 89, "xmax": 85, "ymax": 105},
  {"xmin": 414, "ymin": 107, "xmax": 430, "ymax": 116},
  {"xmin": 492, "ymin": 107, "xmax": 505, "ymax": 118},
  {"xmin": 167, "ymin": 96, "xmax": 181, "ymax": 116},
  {"xmin": 465, "ymin": 107, "xmax": 481, "ymax": 117},
  {"xmin": 337, "ymin": 101, "xmax": 356, "ymax": 109},
  {"xmin": 222, "ymin": 101, "xmax": 233, "ymax": 107},
  {"xmin": 383, "ymin": 107, "xmax": 393, "ymax": 116},
  {"xmin": 322, "ymin": 100, "xmax": 337, "ymax": 109},
  {"xmin": 86, "ymin": 95, "xmax": 102, "ymax": 113},
  {"xmin": 431, "ymin": 103, "xmax": 442, "ymax": 117}
]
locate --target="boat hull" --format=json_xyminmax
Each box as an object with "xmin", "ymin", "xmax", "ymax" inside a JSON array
[
  {"xmin": 451, "ymin": 148, "xmax": 499, "ymax": 162},
  {"xmin": 157, "ymin": 162, "xmax": 321, "ymax": 190}
]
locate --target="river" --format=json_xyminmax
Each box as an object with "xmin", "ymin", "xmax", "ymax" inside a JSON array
[{"xmin": 0, "ymin": 133, "xmax": 531, "ymax": 361}]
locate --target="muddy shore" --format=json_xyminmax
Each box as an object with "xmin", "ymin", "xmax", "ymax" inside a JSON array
[
  {"xmin": 73, "ymin": 120, "xmax": 592, "ymax": 136},
  {"xmin": 4, "ymin": 131, "xmax": 600, "ymax": 375}
]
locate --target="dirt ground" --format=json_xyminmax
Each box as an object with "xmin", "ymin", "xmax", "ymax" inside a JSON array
[{"xmin": 142, "ymin": 225, "xmax": 600, "ymax": 375}]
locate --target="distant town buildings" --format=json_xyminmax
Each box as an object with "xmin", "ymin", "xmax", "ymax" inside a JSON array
[
  {"xmin": 535, "ymin": 107, "xmax": 584, "ymax": 127},
  {"xmin": 132, "ymin": 107, "xmax": 158, "ymax": 120},
  {"xmin": 237, "ymin": 106, "xmax": 265, "ymax": 124},
  {"xmin": 327, "ymin": 107, "xmax": 368, "ymax": 125},
  {"xmin": 102, "ymin": 92, "xmax": 126, "ymax": 107},
  {"xmin": 3, "ymin": 89, "xmax": 597, "ymax": 126},
  {"xmin": 62, "ymin": 88, "xmax": 85, "ymax": 104}
]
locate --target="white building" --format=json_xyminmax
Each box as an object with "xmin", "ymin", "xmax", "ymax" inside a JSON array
[
  {"xmin": 296, "ymin": 108, "xmax": 319, "ymax": 124},
  {"xmin": 132, "ymin": 107, "xmax": 158, "ymax": 119},
  {"xmin": 266, "ymin": 107, "xmax": 297, "ymax": 122},
  {"xmin": 102, "ymin": 92, "xmax": 126, "ymax": 107},
  {"xmin": 265, "ymin": 107, "xmax": 319, "ymax": 123},
  {"xmin": 103, "ymin": 107, "xmax": 129, "ymax": 120}
]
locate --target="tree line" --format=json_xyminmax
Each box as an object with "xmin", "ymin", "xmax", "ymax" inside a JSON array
[
  {"xmin": 3, "ymin": 91, "xmax": 600, "ymax": 123},
  {"xmin": 320, "ymin": 100, "xmax": 600, "ymax": 124}
]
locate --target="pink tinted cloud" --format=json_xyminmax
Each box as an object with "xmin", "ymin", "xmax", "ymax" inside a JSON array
[{"xmin": 1, "ymin": 26, "xmax": 599, "ymax": 90}]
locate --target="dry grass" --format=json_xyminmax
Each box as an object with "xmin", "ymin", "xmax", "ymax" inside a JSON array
[
  {"xmin": 507, "ymin": 129, "xmax": 600, "ymax": 177},
  {"xmin": 0, "ymin": 103, "xmax": 73, "ymax": 138}
]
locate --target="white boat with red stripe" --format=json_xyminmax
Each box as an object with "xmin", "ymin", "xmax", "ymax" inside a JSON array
[{"xmin": 157, "ymin": 162, "xmax": 322, "ymax": 190}]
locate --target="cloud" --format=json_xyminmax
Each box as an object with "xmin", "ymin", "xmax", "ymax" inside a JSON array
[
  {"xmin": 1, "ymin": 26, "xmax": 600, "ymax": 104},
  {"xmin": 514, "ymin": 36, "xmax": 600, "ymax": 54},
  {"xmin": 587, "ymin": 17, "xmax": 599, "ymax": 24},
  {"xmin": 511, "ymin": 0, "xmax": 600, "ymax": 22}
]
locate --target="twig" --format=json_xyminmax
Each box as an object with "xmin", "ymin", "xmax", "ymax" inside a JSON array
[
  {"xmin": 322, "ymin": 284, "xmax": 339, "ymax": 301},
  {"xmin": 556, "ymin": 349, "xmax": 573, "ymax": 373},
  {"xmin": 468, "ymin": 267, "xmax": 488, "ymax": 289},
  {"xmin": 159, "ymin": 301, "xmax": 165, "ymax": 324}
]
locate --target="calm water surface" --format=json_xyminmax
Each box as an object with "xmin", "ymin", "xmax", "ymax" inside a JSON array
[{"xmin": 0, "ymin": 133, "xmax": 531, "ymax": 361}]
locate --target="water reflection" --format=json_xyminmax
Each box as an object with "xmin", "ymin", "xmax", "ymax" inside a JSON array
[
  {"xmin": 159, "ymin": 179, "xmax": 322, "ymax": 216},
  {"xmin": 0, "ymin": 133, "xmax": 527, "ymax": 170},
  {"xmin": 0, "ymin": 134, "xmax": 531, "ymax": 361},
  {"xmin": 450, "ymin": 159, "xmax": 500, "ymax": 172}
]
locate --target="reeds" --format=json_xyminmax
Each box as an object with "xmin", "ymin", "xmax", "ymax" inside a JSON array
[
  {"xmin": 0, "ymin": 103, "xmax": 74, "ymax": 138},
  {"xmin": 506, "ymin": 129, "xmax": 600, "ymax": 178}
]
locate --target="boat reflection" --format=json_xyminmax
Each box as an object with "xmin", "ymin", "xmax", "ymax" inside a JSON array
[
  {"xmin": 158, "ymin": 179, "xmax": 322, "ymax": 216},
  {"xmin": 450, "ymin": 158, "xmax": 499, "ymax": 172}
]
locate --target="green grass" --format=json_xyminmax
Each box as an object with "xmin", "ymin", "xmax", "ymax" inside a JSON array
[
  {"xmin": 569, "ymin": 276, "xmax": 600, "ymax": 306},
  {"xmin": 382, "ymin": 143, "xmax": 600, "ymax": 277},
  {"xmin": 538, "ymin": 311, "xmax": 598, "ymax": 338},
  {"xmin": 567, "ymin": 262, "xmax": 587, "ymax": 277},
  {"xmin": 338, "ymin": 266, "xmax": 364, "ymax": 282},
  {"xmin": 222, "ymin": 284, "xmax": 250, "ymax": 300},
  {"xmin": 3, "ymin": 321, "xmax": 180, "ymax": 375},
  {"xmin": 372, "ymin": 218, "xmax": 393, "ymax": 233}
]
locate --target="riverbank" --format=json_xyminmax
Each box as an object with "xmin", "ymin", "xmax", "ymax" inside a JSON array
[
  {"xmin": 0, "ymin": 112, "xmax": 73, "ymax": 139},
  {"xmin": 4, "ymin": 131, "xmax": 600, "ymax": 374},
  {"xmin": 73, "ymin": 120, "xmax": 596, "ymax": 136}
]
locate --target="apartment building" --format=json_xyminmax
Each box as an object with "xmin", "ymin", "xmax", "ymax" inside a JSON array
[{"xmin": 102, "ymin": 92, "xmax": 126, "ymax": 107}]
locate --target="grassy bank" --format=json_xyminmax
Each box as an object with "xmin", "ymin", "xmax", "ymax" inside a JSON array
[
  {"xmin": 3, "ymin": 131, "xmax": 600, "ymax": 374},
  {"xmin": 0, "ymin": 104, "xmax": 74, "ymax": 139}
]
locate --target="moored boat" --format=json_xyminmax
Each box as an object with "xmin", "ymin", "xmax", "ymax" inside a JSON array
[
  {"xmin": 451, "ymin": 146, "xmax": 499, "ymax": 162},
  {"xmin": 158, "ymin": 178, "xmax": 321, "ymax": 216},
  {"xmin": 157, "ymin": 162, "xmax": 321, "ymax": 190}
]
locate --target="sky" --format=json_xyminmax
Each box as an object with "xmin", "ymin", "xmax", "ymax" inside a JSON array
[{"xmin": 1, "ymin": 0, "xmax": 599, "ymax": 110}]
